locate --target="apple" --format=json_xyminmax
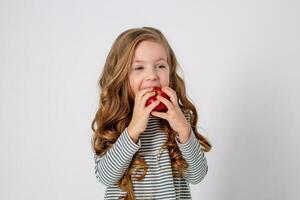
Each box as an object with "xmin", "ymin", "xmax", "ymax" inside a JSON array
[{"xmin": 146, "ymin": 87, "xmax": 170, "ymax": 112}]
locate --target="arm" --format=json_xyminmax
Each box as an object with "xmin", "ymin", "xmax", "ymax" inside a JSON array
[
  {"xmin": 175, "ymin": 130, "xmax": 208, "ymax": 184},
  {"xmin": 94, "ymin": 128, "xmax": 141, "ymax": 186},
  {"xmin": 175, "ymin": 110, "xmax": 208, "ymax": 184}
]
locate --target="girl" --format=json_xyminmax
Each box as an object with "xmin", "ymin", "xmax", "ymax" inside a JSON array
[{"xmin": 91, "ymin": 27, "xmax": 212, "ymax": 200}]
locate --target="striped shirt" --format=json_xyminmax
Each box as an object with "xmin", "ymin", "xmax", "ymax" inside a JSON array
[{"xmin": 94, "ymin": 111, "xmax": 208, "ymax": 199}]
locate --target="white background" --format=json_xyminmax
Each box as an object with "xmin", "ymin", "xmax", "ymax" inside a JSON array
[{"xmin": 1, "ymin": 0, "xmax": 299, "ymax": 199}]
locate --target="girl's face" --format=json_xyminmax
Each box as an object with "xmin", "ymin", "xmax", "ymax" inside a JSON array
[{"xmin": 128, "ymin": 40, "xmax": 170, "ymax": 96}]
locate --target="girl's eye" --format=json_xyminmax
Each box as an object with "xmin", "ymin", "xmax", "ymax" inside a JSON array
[
  {"xmin": 158, "ymin": 65, "xmax": 166, "ymax": 68},
  {"xmin": 134, "ymin": 66, "xmax": 144, "ymax": 70}
]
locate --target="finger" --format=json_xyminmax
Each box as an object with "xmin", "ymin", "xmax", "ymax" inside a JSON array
[
  {"xmin": 135, "ymin": 87, "xmax": 153, "ymax": 100},
  {"xmin": 145, "ymin": 100, "xmax": 160, "ymax": 112},
  {"xmin": 141, "ymin": 91, "xmax": 156, "ymax": 104},
  {"xmin": 156, "ymin": 95, "xmax": 173, "ymax": 110},
  {"xmin": 161, "ymin": 87, "xmax": 178, "ymax": 105},
  {"xmin": 151, "ymin": 110, "xmax": 167, "ymax": 119}
]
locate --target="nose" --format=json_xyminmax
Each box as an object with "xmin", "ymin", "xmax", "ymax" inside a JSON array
[{"xmin": 145, "ymin": 68, "xmax": 158, "ymax": 81}]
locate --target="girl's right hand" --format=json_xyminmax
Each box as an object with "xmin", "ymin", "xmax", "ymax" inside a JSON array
[{"xmin": 127, "ymin": 87, "xmax": 160, "ymax": 143}]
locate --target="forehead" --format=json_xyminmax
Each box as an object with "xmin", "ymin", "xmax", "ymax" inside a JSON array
[{"xmin": 132, "ymin": 40, "xmax": 168, "ymax": 63}]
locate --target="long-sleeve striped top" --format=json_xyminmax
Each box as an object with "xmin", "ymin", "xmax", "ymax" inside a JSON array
[{"xmin": 94, "ymin": 111, "xmax": 208, "ymax": 199}]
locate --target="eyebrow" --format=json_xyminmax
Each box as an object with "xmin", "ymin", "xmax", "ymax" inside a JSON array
[{"xmin": 133, "ymin": 58, "xmax": 167, "ymax": 63}]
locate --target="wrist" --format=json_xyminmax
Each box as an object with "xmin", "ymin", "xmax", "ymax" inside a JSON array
[
  {"xmin": 178, "ymin": 126, "xmax": 192, "ymax": 144},
  {"xmin": 127, "ymin": 126, "xmax": 140, "ymax": 143}
]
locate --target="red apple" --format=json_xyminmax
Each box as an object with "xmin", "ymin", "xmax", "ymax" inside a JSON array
[{"xmin": 146, "ymin": 87, "xmax": 170, "ymax": 112}]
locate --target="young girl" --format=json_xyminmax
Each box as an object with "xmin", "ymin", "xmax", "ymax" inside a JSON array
[{"xmin": 91, "ymin": 27, "xmax": 212, "ymax": 200}]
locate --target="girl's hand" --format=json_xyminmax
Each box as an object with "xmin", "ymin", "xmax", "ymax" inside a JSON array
[
  {"xmin": 128, "ymin": 87, "xmax": 160, "ymax": 143},
  {"xmin": 150, "ymin": 86, "xmax": 191, "ymax": 143}
]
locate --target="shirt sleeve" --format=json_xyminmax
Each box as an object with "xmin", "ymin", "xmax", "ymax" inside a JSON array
[
  {"xmin": 175, "ymin": 110, "xmax": 208, "ymax": 184},
  {"xmin": 94, "ymin": 127, "xmax": 141, "ymax": 186}
]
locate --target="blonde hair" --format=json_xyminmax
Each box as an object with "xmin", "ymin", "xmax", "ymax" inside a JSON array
[{"xmin": 91, "ymin": 26, "xmax": 212, "ymax": 200}]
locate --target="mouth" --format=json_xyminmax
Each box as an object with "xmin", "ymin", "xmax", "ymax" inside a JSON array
[{"xmin": 141, "ymin": 85, "xmax": 161, "ymax": 90}]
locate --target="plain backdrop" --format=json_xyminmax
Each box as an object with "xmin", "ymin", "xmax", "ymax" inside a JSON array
[{"xmin": 1, "ymin": 0, "xmax": 299, "ymax": 199}]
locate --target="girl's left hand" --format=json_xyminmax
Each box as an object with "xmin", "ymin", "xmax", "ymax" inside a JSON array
[{"xmin": 150, "ymin": 86, "xmax": 191, "ymax": 140}]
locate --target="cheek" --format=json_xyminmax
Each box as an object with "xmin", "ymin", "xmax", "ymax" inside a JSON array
[
  {"xmin": 160, "ymin": 73, "xmax": 170, "ymax": 86},
  {"xmin": 129, "ymin": 77, "xmax": 135, "ymax": 92},
  {"xmin": 130, "ymin": 78, "xmax": 142, "ymax": 94}
]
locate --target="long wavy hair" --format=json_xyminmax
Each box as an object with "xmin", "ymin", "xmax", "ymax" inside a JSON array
[{"xmin": 91, "ymin": 26, "xmax": 212, "ymax": 200}]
